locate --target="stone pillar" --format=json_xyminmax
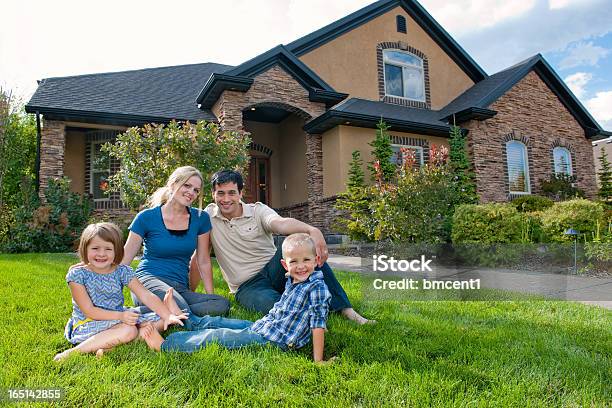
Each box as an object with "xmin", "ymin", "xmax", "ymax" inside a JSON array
[
  {"xmin": 39, "ymin": 119, "xmax": 66, "ymax": 200},
  {"xmin": 305, "ymin": 132, "xmax": 325, "ymax": 231},
  {"xmin": 211, "ymin": 91, "xmax": 244, "ymax": 132}
]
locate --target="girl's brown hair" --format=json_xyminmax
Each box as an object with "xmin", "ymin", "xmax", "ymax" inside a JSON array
[{"xmin": 78, "ymin": 222, "xmax": 124, "ymax": 265}]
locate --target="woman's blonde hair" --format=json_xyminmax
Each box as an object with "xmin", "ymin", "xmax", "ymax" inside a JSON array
[
  {"xmin": 78, "ymin": 222, "xmax": 124, "ymax": 265},
  {"xmin": 148, "ymin": 166, "xmax": 204, "ymax": 209}
]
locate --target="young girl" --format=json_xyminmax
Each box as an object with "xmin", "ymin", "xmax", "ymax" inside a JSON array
[{"xmin": 54, "ymin": 222, "xmax": 187, "ymax": 361}]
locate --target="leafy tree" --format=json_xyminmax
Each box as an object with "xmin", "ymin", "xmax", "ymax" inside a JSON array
[
  {"xmin": 448, "ymin": 124, "xmax": 478, "ymax": 204},
  {"xmin": 597, "ymin": 146, "xmax": 612, "ymax": 203},
  {"xmin": 368, "ymin": 119, "xmax": 395, "ymax": 183},
  {"xmin": 102, "ymin": 120, "xmax": 251, "ymax": 210},
  {"xmin": 0, "ymin": 89, "xmax": 37, "ymax": 208}
]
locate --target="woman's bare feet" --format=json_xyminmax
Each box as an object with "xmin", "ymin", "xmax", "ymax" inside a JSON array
[
  {"xmin": 139, "ymin": 324, "xmax": 164, "ymax": 351},
  {"xmin": 163, "ymin": 288, "xmax": 183, "ymax": 315},
  {"xmin": 341, "ymin": 308, "xmax": 376, "ymax": 325}
]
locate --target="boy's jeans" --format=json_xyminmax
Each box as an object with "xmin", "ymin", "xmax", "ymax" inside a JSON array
[{"xmin": 161, "ymin": 314, "xmax": 287, "ymax": 353}]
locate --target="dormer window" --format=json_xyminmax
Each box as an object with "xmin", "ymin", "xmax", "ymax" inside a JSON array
[{"xmin": 383, "ymin": 50, "xmax": 425, "ymax": 102}]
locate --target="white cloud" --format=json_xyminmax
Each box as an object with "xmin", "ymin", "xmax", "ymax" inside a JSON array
[
  {"xmin": 586, "ymin": 91, "xmax": 612, "ymax": 129},
  {"xmin": 548, "ymin": 0, "xmax": 590, "ymax": 9},
  {"xmin": 564, "ymin": 72, "xmax": 592, "ymax": 98},
  {"xmin": 560, "ymin": 41, "xmax": 610, "ymax": 69}
]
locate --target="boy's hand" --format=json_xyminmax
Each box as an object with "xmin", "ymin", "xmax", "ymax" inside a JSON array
[
  {"xmin": 163, "ymin": 313, "xmax": 188, "ymax": 330},
  {"xmin": 121, "ymin": 310, "xmax": 139, "ymax": 325}
]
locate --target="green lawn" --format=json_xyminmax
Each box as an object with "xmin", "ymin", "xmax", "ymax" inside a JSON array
[{"xmin": 0, "ymin": 254, "xmax": 610, "ymax": 407}]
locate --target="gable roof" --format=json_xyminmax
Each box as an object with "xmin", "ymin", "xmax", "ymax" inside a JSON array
[
  {"xmin": 196, "ymin": 45, "xmax": 347, "ymax": 109},
  {"xmin": 26, "ymin": 63, "xmax": 232, "ymax": 126},
  {"xmin": 286, "ymin": 0, "xmax": 487, "ymax": 83},
  {"xmin": 439, "ymin": 54, "xmax": 609, "ymax": 138}
]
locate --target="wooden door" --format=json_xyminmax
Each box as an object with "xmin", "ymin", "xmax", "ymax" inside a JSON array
[{"xmin": 244, "ymin": 157, "xmax": 270, "ymax": 204}]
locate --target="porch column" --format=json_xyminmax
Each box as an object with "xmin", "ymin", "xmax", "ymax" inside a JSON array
[
  {"xmin": 39, "ymin": 119, "xmax": 66, "ymax": 201},
  {"xmin": 305, "ymin": 132, "xmax": 325, "ymax": 231}
]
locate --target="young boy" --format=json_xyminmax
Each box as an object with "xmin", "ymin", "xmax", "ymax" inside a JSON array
[{"xmin": 141, "ymin": 233, "xmax": 331, "ymax": 362}]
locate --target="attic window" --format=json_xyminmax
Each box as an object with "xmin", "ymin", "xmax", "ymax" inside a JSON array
[
  {"xmin": 396, "ymin": 15, "xmax": 407, "ymax": 33},
  {"xmin": 383, "ymin": 50, "xmax": 425, "ymax": 102}
]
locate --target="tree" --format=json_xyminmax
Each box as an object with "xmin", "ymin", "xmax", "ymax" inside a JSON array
[
  {"xmin": 0, "ymin": 89, "xmax": 37, "ymax": 208},
  {"xmin": 448, "ymin": 124, "xmax": 478, "ymax": 204},
  {"xmin": 597, "ymin": 146, "xmax": 612, "ymax": 203},
  {"xmin": 368, "ymin": 119, "xmax": 395, "ymax": 183},
  {"xmin": 102, "ymin": 120, "xmax": 251, "ymax": 210}
]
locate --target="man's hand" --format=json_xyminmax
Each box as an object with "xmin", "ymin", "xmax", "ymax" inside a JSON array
[
  {"xmin": 308, "ymin": 227, "xmax": 328, "ymax": 266},
  {"xmin": 120, "ymin": 311, "xmax": 139, "ymax": 326}
]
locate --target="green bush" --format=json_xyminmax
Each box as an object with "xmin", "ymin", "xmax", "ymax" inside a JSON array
[
  {"xmin": 2, "ymin": 178, "xmax": 91, "ymax": 253},
  {"xmin": 451, "ymin": 203, "xmax": 523, "ymax": 243},
  {"xmin": 511, "ymin": 195, "xmax": 553, "ymax": 213},
  {"xmin": 103, "ymin": 121, "xmax": 250, "ymax": 210},
  {"xmin": 539, "ymin": 174, "xmax": 584, "ymax": 201},
  {"xmin": 540, "ymin": 199, "xmax": 605, "ymax": 242}
]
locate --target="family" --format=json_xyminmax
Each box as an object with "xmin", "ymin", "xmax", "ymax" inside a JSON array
[{"xmin": 54, "ymin": 167, "xmax": 372, "ymax": 363}]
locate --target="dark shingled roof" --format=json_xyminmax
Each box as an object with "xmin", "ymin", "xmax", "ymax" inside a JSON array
[
  {"xmin": 336, "ymin": 98, "xmax": 448, "ymax": 127},
  {"xmin": 438, "ymin": 55, "xmax": 539, "ymax": 119},
  {"xmin": 26, "ymin": 63, "xmax": 233, "ymax": 123}
]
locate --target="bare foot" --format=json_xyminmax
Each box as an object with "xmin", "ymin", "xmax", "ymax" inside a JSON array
[
  {"xmin": 341, "ymin": 308, "xmax": 376, "ymax": 325},
  {"xmin": 140, "ymin": 325, "xmax": 164, "ymax": 351},
  {"xmin": 53, "ymin": 349, "xmax": 73, "ymax": 362},
  {"xmin": 163, "ymin": 288, "xmax": 183, "ymax": 315}
]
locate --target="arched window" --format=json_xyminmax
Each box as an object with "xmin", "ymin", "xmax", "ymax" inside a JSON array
[
  {"xmin": 383, "ymin": 50, "xmax": 425, "ymax": 102},
  {"xmin": 506, "ymin": 140, "xmax": 530, "ymax": 194},
  {"xmin": 553, "ymin": 147, "xmax": 572, "ymax": 175}
]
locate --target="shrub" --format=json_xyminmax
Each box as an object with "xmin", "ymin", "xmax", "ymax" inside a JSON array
[
  {"xmin": 540, "ymin": 199, "xmax": 605, "ymax": 242},
  {"xmin": 451, "ymin": 203, "xmax": 523, "ymax": 244},
  {"xmin": 2, "ymin": 178, "xmax": 91, "ymax": 253},
  {"xmin": 539, "ymin": 174, "xmax": 584, "ymax": 201},
  {"xmin": 511, "ymin": 195, "xmax": 553, "ymax": 213},
  {"xmin": 102, "ymin": 121, "xmax": 250, "ymax": 210}
]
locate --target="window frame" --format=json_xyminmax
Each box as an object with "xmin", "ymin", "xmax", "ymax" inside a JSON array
[
  {"xmin": 506, "ymin": 140, "xmax": 531, "ymax": 195},
  {"xmin": 390, "ymin": 144, "xmax": 425, "ymax": 167},
  {"xmin": 89, "ymin": 140, "xmax": 111, "ymax": 202},
  {"xmin": 382, "ymin": 49, "xmax": 426, "ymax": 103},
  {"xmin": 553, "ymin": 146, "xmax": 572, "ymax": 176}
]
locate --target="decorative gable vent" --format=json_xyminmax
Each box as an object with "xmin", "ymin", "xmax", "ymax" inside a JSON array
[{"xmin": 396, "ymin": 15, "xmax": 407, "ymax": 33}]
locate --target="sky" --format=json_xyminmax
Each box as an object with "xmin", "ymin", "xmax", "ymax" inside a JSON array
[{"xmin": 1, "ymin": 0, "xmax": 611, "ymax": 130}]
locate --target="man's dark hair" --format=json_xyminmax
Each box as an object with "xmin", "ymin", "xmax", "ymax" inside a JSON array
[{"xmin": 211, "ymin": 170, "xmax": 244, "ymax": 192}]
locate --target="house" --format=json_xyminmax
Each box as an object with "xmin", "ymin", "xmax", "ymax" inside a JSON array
[{"xmin": 25, "ymin": 0, "xmax": 612, "ymax": 233}]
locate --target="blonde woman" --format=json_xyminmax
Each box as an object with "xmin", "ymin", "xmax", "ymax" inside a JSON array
[{"xmin": 122, "ymin": 166, "xmax": 230, "ymax": 317}]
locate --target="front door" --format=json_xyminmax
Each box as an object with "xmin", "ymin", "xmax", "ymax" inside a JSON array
[{"xmin": 244, "ymin": 157, "xmax": 270, "ymax": 204}]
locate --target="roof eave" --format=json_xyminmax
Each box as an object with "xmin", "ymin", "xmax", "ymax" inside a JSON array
[
  {"xmin": 196, "ymin": 74, "xmax": 254, "ymax": 108},
  {"xmin": 442, "ymin": 107, "xmax": 497, "ymax": 123},
  {"xmin": 304, "ymin": 110, "xmax": 450, "ymax": 136}
]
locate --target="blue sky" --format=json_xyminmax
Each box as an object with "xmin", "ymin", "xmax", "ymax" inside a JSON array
[{"xmin": 1, "ymin": 0, "xmax": 611, "ymax": 130}]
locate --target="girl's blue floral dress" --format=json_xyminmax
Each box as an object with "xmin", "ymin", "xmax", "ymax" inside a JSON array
[{"xmin": 64, "ymin": 264, "xmax": 160, "ymax": 344}]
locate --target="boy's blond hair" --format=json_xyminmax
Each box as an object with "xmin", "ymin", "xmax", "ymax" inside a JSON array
[
  {"xmin": 78, "ymin": 222, "xmax": 124, "ymax": 265},
  {"xmin": 281, "ymin": 233, "xmax": 316, "ymax": 258}
]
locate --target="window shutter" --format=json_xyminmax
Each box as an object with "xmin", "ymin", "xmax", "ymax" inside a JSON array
[{"xmin": 396, "ymin": 15, "xmax": 407, "ymax": 33}]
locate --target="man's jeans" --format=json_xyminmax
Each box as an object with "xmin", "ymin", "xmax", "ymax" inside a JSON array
[
  {"xmin": 132, "ymin": 274, "xmax": 230, "ymax": 317},
  {"xmin": 160, "ymin": 315, "xmax": 286, "ymax": 353},
  {"xmin": 235, "ymin": 247, "xmax": 352, "ymax": 314}
]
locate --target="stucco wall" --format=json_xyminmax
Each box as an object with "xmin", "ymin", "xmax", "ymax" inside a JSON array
[
  {"xmin": 244, "ymin": 120, "xmax": 281, "ymax": 207},
  {"xmin": 299, "ymin": 5, "xmax": 475, "ymax": 110},
  {"xmin": 278, "ymin": 115, "xmax": 308, "ymax": 206},
  {"xmin": 323, "ymin": 125, "xmax": 449, "ymax": 196}
]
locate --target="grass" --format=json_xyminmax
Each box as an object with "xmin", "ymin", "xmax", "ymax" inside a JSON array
[{"xmin": 0, "ymin": 253, "xmax": 610, "ymax": 407}]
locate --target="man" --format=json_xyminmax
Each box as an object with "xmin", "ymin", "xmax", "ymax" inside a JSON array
[{"xmin": 192, "ymin": 170, "xmax": 371, "ymax": 324}]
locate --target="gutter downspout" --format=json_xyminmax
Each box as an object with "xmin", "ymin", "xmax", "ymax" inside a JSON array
[{"xmin": 35, "ymin": 111, "xmax": 41, "ymax": 194}]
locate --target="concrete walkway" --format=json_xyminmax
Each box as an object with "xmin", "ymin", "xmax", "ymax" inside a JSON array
[{"xmin": 327, "ymin": 254, "xmax": 612, "ymax": 310}]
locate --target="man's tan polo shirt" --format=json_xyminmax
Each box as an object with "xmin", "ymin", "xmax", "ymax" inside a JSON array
[{"xmin": 205, "ymin": 202, "xmax": 281, "ymax": 293}]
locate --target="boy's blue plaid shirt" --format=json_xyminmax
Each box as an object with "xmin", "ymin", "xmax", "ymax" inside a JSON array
[{"xmin": 251, "ymin": 270, "xmax": 331, "ymax": 349}]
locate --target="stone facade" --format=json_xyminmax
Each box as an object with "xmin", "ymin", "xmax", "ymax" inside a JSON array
[
  {"xmin": 463, "ymin": 71, "xmax": 598, "ymax": 202},
  {"xmin": 39, "ymin": 119, "xmax": 66, "ymax": 200},
  {"xmin": 276, "ymin": 195, "xmax": 343, "ymax": 235}
]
